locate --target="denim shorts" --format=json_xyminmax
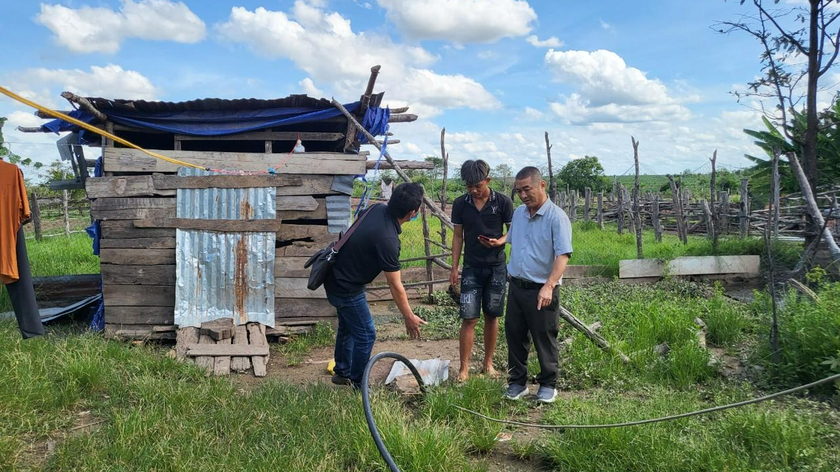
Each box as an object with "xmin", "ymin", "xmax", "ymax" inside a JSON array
[{"xmin": 459, "ymin": 263, "xmax": 507, "ymax": 320}]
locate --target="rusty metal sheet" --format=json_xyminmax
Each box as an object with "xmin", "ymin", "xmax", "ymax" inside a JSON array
[
  {"xmin": 326, "ymin": 195, "xmax": 352, "ymax": 234},
  {"xmin": 174, "ymin": 168, "xmax": 276, "ymax": 328}
]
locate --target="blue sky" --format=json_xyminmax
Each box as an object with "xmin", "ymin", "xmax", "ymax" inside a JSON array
[{"xmin": 1, "ymin": 0, "xmax": 832, "ymax": 180}]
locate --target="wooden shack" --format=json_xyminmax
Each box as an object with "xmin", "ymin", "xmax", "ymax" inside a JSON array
[{"xmin": 22, "ymin": 68, "xmax": 428, "ymax": 341}]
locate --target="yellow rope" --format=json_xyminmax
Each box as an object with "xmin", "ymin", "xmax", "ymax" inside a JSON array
[{"xmin": 0, "ymin": 86, "xmax": 205, "ymax": 170}]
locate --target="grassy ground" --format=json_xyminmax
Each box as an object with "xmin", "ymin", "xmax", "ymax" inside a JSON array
[
  {"xmin": 3, "ymin": 280, "xmax": 838, "ymax": 471},
  {"xmin": 399, "ymin": 218, "xmax": 802, "ymax": 277}
]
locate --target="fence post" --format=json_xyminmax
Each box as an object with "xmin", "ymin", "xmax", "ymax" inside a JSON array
[
  {"xmin": 569, "ymin": 190, "xmax": 577, "ymax": 223},
  {"xmin": 625, "ymin": 186, "xmax": 637, "ymax": 235},
  {"xmin": 62, "ymin": 190, "xmax": 71, "ymax": 236},
  {"xmin": 617, "ymin": 184, "xmax": 624, "ymax": 235},
  {"xmin": 667, "ymin": 175, "xmax": 686, "ymax": 244},
  {"xmin": 439, "ymin": 129, "xmax": 448, "ymax": 249},
  {"xmin": 421, "ymin": 203, "xmax": 434, "ymax": 301},
  {"xmin": 739, "ymin": 178, "xmax": 750, "ymax": 238},
  {"xmin": 632, "ymin": 137, "xmax": 642, "ymax": 258},
  {"xmin": 833, "ymin": 193, "xmax": 839, "ymax": 235},
  {"xmin": 719, "ymin": 190, "xmax": 730, "ymax": 235},
  {"xmin": 652, "ymin": 194, "xmax": 662, "ymax": 242},
  {"xmin": 584, "ymin": 187, "xmax": 591, "ymax": 222},
  {"xmin": 772, "ymin": 153, "xmax": 781, "ymax": 239},
  {"xmin": 701, "ymin": 199, "xmax": 714, "ymax": 240},
  {"xmin": 597, "ymin": 191, "xmax": 604, "ymax": 230},
  {"xmin": 29, "ymin": 192, "xmax": 42, "ymax": 241}
]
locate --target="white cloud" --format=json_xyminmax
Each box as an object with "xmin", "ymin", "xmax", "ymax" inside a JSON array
[
  {"xmin": 375, "ymin": 0, "xmax": 536, "ymax": 43},
  {"xmin": 216, "ymin": 3, "xmax": 500, "ymax": 116},
  {"xmin": 600, "ymin": 19, "xmax": 613, "ymax": 31},
  {"xmin": 8, "ymin": 64, "xmax": 159, "ymax": 100},
  {"xmin": 544, "ymin": 49, "xmax": 690, "ymax": 124},
  {"xmin": 526, "ymin": 35, "xmax": 563, "ymax": 48},
  {"xmin": 299, "ymin": 78, "xmax": 324, "ymax": 97},
  {"xmin": 478, "ymin": 50, "xmax": 497, "ymax": 60},
  {"xmin": 521, "ymin": 106, "xmax": 545, "ymax": 120},
  {"xmin": 36, "ymin": 0, "xmax": 206, "ymax": 54}
]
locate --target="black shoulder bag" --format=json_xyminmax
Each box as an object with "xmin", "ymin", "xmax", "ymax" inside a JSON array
[{"xmin": 304, "ymin": 204, "xmax": 378, "ymax": 291}]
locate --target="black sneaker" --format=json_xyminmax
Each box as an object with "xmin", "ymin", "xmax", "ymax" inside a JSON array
[{"xmin": 331, "ymin": 374, "xmax": 352, "ymax": 386}]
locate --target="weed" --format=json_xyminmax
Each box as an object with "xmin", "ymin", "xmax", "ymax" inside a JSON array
[{"xmin": 273, "ymin": 322, "xmax": 335, "ymax": 366}]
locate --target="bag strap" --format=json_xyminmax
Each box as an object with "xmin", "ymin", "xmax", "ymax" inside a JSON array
[{"xmin": 334, "ymin": 203, "xmax": 379, "ymax": 252}]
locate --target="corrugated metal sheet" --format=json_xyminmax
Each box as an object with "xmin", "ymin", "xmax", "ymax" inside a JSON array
[
  {"xmin": 330, "ymin": 175, "xmax": 355, "ymax": 195},
  {"xmin": 326, "ymin": 195, "xmax": 352, "ymax": 234},
  {"xmin": 87, "ymin": 94, "xmax": 334, "ymax": 114},
  {"xmin": 174, "ymin": 168, "xmax": 276, "ymax": 328}
]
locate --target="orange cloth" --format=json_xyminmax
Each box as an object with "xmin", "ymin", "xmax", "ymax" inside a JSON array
[{"xmin": 0, "ymin": 160, "xmax": 30, "ymax": 284}]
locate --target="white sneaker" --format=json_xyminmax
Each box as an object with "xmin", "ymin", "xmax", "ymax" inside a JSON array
[
  {"xmin": 504, "ymin": 384, "xmax": 528, "ymax": 400},
  {"xmin": 535, "ymin": 385, "xmax": 556, "ymax": 403}
]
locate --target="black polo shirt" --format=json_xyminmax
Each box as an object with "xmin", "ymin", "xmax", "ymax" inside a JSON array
[
  {"xmin": 451, "ymin": 189, "xmax": 513, "ymax": 267},
  {"xmin": 324, "ymin": 204, "xmax": 401, "ymax": 297}
]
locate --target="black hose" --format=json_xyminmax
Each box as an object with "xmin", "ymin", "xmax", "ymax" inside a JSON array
[{"xmin": 361, "ymin": 351, "xmax": 427, "ymax": 472}]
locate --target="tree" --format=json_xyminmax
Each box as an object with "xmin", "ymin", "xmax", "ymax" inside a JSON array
[
  {"xmin": 556, "ymin": 156, "xmax": 610, "ymax": 193},
  {"xmin": 491, "ymin": 163, "xmax": 513, "ymax": 194},
  {"xmin": 0, "ymin": 117, "xmax": 43, "ymax": 182},
  {"xmin": 719, "ymin": 0, "xmax": 840, "ymax": 195},
  {"xmin": 424, "ymin": 156, "xmax": 443, "ymax": 182}
]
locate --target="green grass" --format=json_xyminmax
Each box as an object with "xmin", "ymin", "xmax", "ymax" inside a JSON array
[
  {"xmin": 0, "ymin": 233, "xmax": 99, "ymax": 313},
  {"xmin": 272, "ymin": 322, "xmax": 336, "ymax": 366}
]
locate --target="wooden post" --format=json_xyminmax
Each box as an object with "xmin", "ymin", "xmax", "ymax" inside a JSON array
[
  {"xmin": 332, "ymin": 99, "xmax": 453, "ymax": 229},
  {"xmin": 617, "ymin": 184, "xmax": 625, "ymax": 235},
  {"xmin": 560, "ymin": 191, "xmax": 566, "ymax": 213},
  {"xmin": 719, "ymin": 191, "xmax": 730, "ymax": 235},
  {"xmin": 29, "ymin": 192, "xmax": 42, "ymax": 241},
  {"xmin": 569, "ymin": 190, "xmax": 577, "ymax": 223},
  {"xmin": 632, "ymin": 137, "xmax": 642, "ymax": 258},
  {"xmin": 772, "ymin": 152, "xmax": 781, "ymax": 239},
  {"xmin": 625, "ymin": 186, "xmax": 637, "ymax": 236},
  {"xmin": 652, "ymin": 194, "xmax": 662, "ymax": 242},
  {"xmin": 701, "ymin": 199, "xmax": 714, "ymax": 240},
  {"xmin": 787, "ymin": 153, "xmax": 840, "ymax": 262},
  {"xmin": 421, "ymin": 203, "xmax": 434, "ymax": 301},
  {"xmin": 584, "ymin": 187, "xmax": 591, "ymax": 222},
  {"xmin": 62, "ymin": 189, "xmax": 70, "ymax": 236},
  {"xmin": 545, "ymin": 132, "xmax": 556, "ymax": 202},
  {"xmin": 667, "ymin": 175, "xmax": 687, "ymax": 244},
  {"xmin": 709, "ymin": 150, "xmax": 718, "ymax": 250},
  {"xmin": 739, "ymin": 178, "xmax": 749, "ymax": 238},
  {"xmin": 439, "ymin": 128, "xmax": 448, "ymax": 249},
  {"xmin": 597, "ymin": 191, "xmax": 604, "ymax": 230}
]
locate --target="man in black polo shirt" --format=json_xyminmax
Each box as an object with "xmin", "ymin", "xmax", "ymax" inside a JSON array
[
  {"xmin": 450, "ymin": 160, "xmax": 514, "ymax": 382},
  {"xmin": 325, "ymin": 182, "xmax": 428, "ymax": 389}
]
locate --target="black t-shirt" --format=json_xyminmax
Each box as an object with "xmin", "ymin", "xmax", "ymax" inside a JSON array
[
  {"xmin": 451, "ymin": 190, "xmax": 513, "ymax": 267},
  {"xmin": 324, "ymin": 204, "xmax": 401, "ymax": 297}
]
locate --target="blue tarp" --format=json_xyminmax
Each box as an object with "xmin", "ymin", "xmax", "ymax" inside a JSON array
[{"xmin": 39, "ymin": 102, "xmax": 384, "ymax": 137}]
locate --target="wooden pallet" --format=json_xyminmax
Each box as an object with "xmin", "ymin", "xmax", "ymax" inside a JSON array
[{"xmin": 175, "ymin": 319, "xmax": 270, "ymax": 377}]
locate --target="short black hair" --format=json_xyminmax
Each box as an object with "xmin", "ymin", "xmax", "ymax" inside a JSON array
[
  {"xmin": 515, "ymin": 166, "xmax": 542, "ymax": 182},
  {"xmin": 460, "ymin": 160, "xmax": 490, "ymax": 186},
  {"xmin": 387, "ymin": 182, "xmax": 424, "ymax": 219}
]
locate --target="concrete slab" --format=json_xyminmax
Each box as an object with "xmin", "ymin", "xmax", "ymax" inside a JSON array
[{"xmin": 619, "ymin": 255, "xmax": 760, "ymax": 279}]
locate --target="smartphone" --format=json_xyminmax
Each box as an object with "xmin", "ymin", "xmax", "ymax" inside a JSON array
[{"xmin": 478, "ymin": 235, "xmax": 491, "ymax": 241}]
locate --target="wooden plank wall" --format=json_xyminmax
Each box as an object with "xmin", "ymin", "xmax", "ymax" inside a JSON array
[{"xmin": 94, "ymin": 149, "xmax": 367, "ymax": 339}]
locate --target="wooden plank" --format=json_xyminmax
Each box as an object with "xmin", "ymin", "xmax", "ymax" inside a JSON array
[
  {"xmin": 104, "ymin": 306, "xmax": 173, "ymax": 325},
  {"xmin": 194, "ymin": 334, "xmax": 215, "ymax": 373},
  {"xmin": 230, "ymin": 325, "xmax": 251, "ymax": 372},
  {"xmin": 86, "ymin": 175, "xmax": 176, "ymax": 198},
  {"xmin": 152, "ymin": 173, "xmax": 303, "ymax": 190},
  {"xmin": 275, "ymin": 277, "xmax": 326, "ymax": 299},
  {"xmin": 278, "ymin": 196, "xmax": 319, "ymax": 211},
  {"xmin": 618, "ymin": 256, "xmax": 761, "ymax": 279},
  {"xmin": 101, "ymin": 220, "xmax": 175, "ymax": 239},
  {"xmin": 92, "ymin": 197, "xmax": 173, "ymax": 211},
  {"xmin": 200, "ymin": 318, "xmax": 235, "ymax": 341},
  {"xmin": 368, "ymin": 160, "xmax": 433, "ymax": 170},
  {"xmin": 133, "ymin": 218, "xmax": 282, "ymax": 232},
  {"xmin": 175, "ymin": 327, "xmax": 199, "ymax": 361},
  {"xmin": 99, "ymin": 238, "xmax": 176, "ymax": 249},
  {"xmin": 101, "ymin": 264, "xmax": 175, "ymax": 285},
  {"xmin": 276, "ymin": 242, "xmax": 323, "ymax": 257},
  {"xmin": 278, "ymin": 224, "xmax": 330, "ymax": 240},
  {"xmin": 103, "ymin": 148, "xmax": 367, "ymax": 174},
  {"xmin": 213, "ymin": 337, "xmax": 232, "ymax": 376},
  {"xmin": 275, "ymin": 298, "xmax": 335, "ymax": 319},
  {"xmin": 104, "ymin": 324, "xmax": 176, "ymax": 341},
  {"xmin": 247, "ymin": 323, "xmax": 268, "ymax": 377},
  {"xmin": 91, "ymin": 208, "xmax": 172, "ymax": 221},
  {"xmin": 103, "ymin": 284, "xmax": 175, "ymax": 307},
  {"xmin": 175, "ymin": 131, "xmax": 344, "ymax": 142},
  {"xmin": 186, "ymin": 343, "xmax": 270, "ymax": 357},
  {"xmin": 100, "ymin": 249, "xmax": 175, "ymax": 265},
  {"xmin": 274, "ymin": 257, "xmax": 312, "ymax": 278}
]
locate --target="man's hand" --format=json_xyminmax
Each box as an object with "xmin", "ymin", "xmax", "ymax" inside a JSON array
[
  {"xmin": 403, "ymin": 312, "xmax": 427, "ymax": 339},
  {"xmin": 478, "ymin": 236, "xmax": 503, "ymax": 248},
  {"xmin": 537, "ymin": 283, "xmax": 554, "ymax": 310},
  {"xmin": 450, "ymin": 267, "xmax": 459, "ymax": 287}
]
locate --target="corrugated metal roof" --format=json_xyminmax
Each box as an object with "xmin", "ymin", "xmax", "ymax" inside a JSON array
[
  {"xmin": 86, "ymin": 94, "xmax": 334, "ymax": 114},
  {"xmin": 174, "ymin": 168, "xmax": 276, "ymax": 328},
  {"xmin": 326, "ymin": 195, "xmax": 352, "ymax": 234}
]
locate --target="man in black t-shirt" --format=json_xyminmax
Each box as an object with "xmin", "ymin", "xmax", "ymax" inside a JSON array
[
  {"xmin": 325, "ymin": 183, "xmax": 427, "ymax": 388},
  {"xmin": 450, "ymin": 160, "xmax": 514, "ymax": 382}
]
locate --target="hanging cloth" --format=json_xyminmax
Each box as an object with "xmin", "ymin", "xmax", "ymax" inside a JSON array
[{"xmin": 0, "ymin": 160, "xmax": 30, "ymax": 284}]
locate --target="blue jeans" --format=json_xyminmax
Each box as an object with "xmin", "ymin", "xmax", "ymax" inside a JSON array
[{"xmin": 327, "ymin": 291, "xmax": 376, "ymax": 387}]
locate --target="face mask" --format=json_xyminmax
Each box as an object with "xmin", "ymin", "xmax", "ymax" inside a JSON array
[{"xmin": 410, "ymin": 211, "xmax": 420, "ymax": 222}]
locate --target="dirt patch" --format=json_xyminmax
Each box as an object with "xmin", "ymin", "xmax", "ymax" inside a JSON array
[{"xmin": 18, "ymin": 410, "xmax": 106, "ymax": 470}]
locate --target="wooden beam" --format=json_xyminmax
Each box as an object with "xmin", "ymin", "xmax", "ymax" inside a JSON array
[
  {"xmin": 101, "ymin": 248, "xmax": 175, "ymax": 265},
  {"xmin": 99, "ymin": 238, "xmax": 175, "ymax": 249},
  {"xmin": 387, "ymin": 114, "xmax": 418, "ymax": 123},
  {"xmin": 275, "ymin": 277, "xmax": 327, "ymax": 299},
  {"xmin": 103, "ymin": 148, "xmax": 367, "ymax": 174},
  {"xmin": 175, "ymin": 132, "xmax": 344, "ymax": 142},
  {"xmin": 87, "ymin": 174, "xmax": 343, "ymax": 198},
  {"xmin": 133, "ymin": 217, "xmax": 282, "ymax": 232},
  {"xmin": 103, "ymin": 284, "xmax": 175, "ymax": 307},
  {"xmin": 389, "ymin": 106, "xmax": 409, "ymax": 114},
  {"xmin": 367, "ymin": 159, "xmax": 432, "ymax": 170},
  {"xmin": 152, "ymin": 173, "xmax": 303, "ymax": 189},
  {"xmin": 87, "ymin": 175, "xmax": 176, "ymax": 198},
  {"xmin": 186, "ymin": 344, "xmax": 269, "ymax": 357},
  {"xmin": 101, "ymin": 264, "xmax": 176, "ymax": 285},
  {"xmin": 61, "ymin": 91, "xmax": 107, "ymax": 122}
]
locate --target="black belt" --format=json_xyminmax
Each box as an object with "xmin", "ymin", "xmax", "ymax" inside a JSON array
[{"xmin": 509, "ymin": 277, "xmax": 543, "ymax": 290}]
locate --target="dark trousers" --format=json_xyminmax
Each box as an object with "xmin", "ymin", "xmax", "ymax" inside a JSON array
[
  {"xmin": 327, "ymin": 291, "xmax": 376, "ymax": 387},
  {"xmin": 505, "ymin": 282, "xmax": 559, "ymax": 388},
  {"xmin": 4, "ymin": 226, "xmax": 43, "ymax": 339}
]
